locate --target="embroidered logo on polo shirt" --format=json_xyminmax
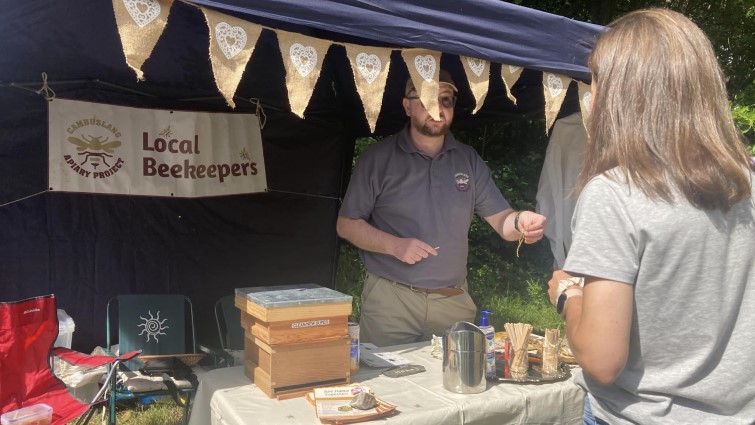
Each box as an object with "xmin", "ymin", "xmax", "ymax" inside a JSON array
[{"xmin": 454, "ymin": 173, "xmax": 470, "ymax": 192}]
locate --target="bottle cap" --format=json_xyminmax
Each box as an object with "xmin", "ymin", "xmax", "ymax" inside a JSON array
[{"xmin": 480, "ymin": 309, "xmax": 493, "ymax": 327}]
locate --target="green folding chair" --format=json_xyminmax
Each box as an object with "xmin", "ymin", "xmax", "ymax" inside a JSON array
[{"xmin": 106, "ymin": 294, "xmax": 200, "ymax": 425}]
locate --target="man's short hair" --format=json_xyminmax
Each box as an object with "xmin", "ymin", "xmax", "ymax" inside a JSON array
[{"xmin": 405, "ymin": 69, "xmax": 458, "ymax": 96}]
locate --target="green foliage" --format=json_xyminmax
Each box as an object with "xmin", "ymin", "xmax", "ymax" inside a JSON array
[
  {"xmin": 352, "ymin": 137, "xmax": 380, "ymax": 165},
  {"xmin": 334, "ymin": 243, "xmax": 365, "ymax": 323},
  {"xmin": 474, "ymin": 279, "xmax": 564, "ymax": 335},
  {"xmin": 512, "ymin": 1, "xmax": 755, "ymax": 149},
  {"xmin": 511, "ymin": 1, "xmax": 755, "ymax": 96},
  {"xmin": 732, "ymin": 79, "xmax": 755, "ymax": 148},
  {"xmin": 733, "ymin": 103, "xmax": 755, "ymax": 145}
]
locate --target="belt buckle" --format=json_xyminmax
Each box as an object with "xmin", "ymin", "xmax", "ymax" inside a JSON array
[{"xmin": 408, "ymin": 285, "xmax": 425, "ymax": 293}]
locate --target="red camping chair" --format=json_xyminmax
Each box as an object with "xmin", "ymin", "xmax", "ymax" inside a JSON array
[{"xmin": 0, "ymin": 295, "xmax": 139, "ymax": 425}]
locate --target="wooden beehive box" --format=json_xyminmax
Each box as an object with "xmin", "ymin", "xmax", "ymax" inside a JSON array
[{"xmin": 235, "ymin": 284, "xmax": 353, "ymax": 399}]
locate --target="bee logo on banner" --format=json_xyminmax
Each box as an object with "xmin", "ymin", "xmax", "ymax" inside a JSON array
[
  {"xmin": 48, "ymin": 98, "xmax": 267, "ymax": 198},
  {"xmin": 63, "ymin": 120, "xmax": 126, "ymax": 180}
]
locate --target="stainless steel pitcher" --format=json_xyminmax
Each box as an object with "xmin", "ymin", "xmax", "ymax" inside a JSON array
[{"xmin": 442, "ymin": 321, "xmax": 487, "ymax": 394}]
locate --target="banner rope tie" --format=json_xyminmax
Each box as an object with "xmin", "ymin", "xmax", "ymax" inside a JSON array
[
  {"xmin": 36, "ymin": 72, "xmax": 56, "ymax": 101},
  {"xmin": 251, "ymin": 98, "xmax": 267, "ymax": 129}
]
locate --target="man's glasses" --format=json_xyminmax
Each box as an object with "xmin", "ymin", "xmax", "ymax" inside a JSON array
[{"xmin": 405, "ymin": 95, "xmax": 457, "ymax": 109}]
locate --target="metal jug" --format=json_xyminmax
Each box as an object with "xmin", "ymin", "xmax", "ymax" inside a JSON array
[{"xmin": 442, "ymin": 321, "xmax": 487, "ymax": 393}]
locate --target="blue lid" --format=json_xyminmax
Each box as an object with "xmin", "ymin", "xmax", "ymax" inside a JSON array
[{"xmin": 480, "ymin": 309, "xmax": 493, "ymax": 326}]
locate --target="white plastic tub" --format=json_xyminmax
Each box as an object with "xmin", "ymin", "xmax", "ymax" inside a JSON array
[
  {"xmin": 54, "ymin": 309, "xmax": 75, "ymax": 348},
  {"xmin": 1, "ymin": 403, "xmax": 52, "ymax": 425}
]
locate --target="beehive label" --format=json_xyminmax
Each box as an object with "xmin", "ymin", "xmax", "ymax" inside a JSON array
[{"xmin": 291, "ymin": 319, "xmax": 331, "ymax": 329}]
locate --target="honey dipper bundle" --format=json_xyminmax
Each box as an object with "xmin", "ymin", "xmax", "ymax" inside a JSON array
[
  {"xmin": 504, "ymin": 322, "xmax": 532, "ymax": 380},
  {"xmin": 542, "ymin": 328, "xmax": 560, "ymax": 377}
]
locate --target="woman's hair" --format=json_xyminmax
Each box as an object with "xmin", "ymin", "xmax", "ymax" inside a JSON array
[{"xmin": 580, "ymin": 8, "xmax": 752, "ymax": 211}]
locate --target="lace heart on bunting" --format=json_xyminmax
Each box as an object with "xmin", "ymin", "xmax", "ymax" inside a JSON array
[
  {"xmin": 290, "ymin": 43, "xmax": 317, "ymax": 77},
  {"xmin": 547, "ymin": 73, "xmax": 564, "ymax": 98},
  {"xmin": 467, "ymin": 57, "xmax": 486, "ymax": 77},
  {"xmin": 123, "ymin": 0, "xmax": 161, "ymax": 28},
  {"xmin": 582, "ymin": 92, "xmax": 592, "ymax": 115},
  {"xmin": 215, "ymin": 22, "xmax": 247, "ymax": 59},
  {"xmin": 414, "ymin": 55, "xmax": 436, "ymax": 82},
  {"xmin": 356, "ymin": 53, "xmax": 381, "ymax": 84}
]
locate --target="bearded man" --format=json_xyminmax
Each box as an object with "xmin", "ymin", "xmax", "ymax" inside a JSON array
[{"xmin": 337, "ymin": 69, "xmax": 546, "ymax": 346}]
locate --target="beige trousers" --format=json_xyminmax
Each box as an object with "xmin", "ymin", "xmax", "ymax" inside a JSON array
[{"xmin": 359, "ymin": 272, "xmax": 477, "ymax": 347}]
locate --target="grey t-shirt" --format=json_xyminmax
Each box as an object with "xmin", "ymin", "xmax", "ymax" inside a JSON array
[
  {"xmin": 339, "ymin": 127, "xmax": 510, "ymax": 289},
  {"xmin": 564, "ymin": 171, "xmax": 755, "ymax": 424}
]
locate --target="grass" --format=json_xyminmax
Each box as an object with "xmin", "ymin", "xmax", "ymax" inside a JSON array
[
  {"xmin": 116, "ymin": 402, "xmax": 183, "ymax": 425},
  {"xmin": 111, "ymin": 402, "xmax": 183, "ymax": 425},
  {"xmin": 473, "ymin": 279, "xmax": 563, "ymax": 334},
  {"xmin": 69, "ymin": 400, "xmax": 184, "ymax": 425}
]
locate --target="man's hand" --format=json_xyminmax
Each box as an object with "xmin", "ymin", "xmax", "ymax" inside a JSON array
[
  {"xmin": 393, "ymin": 239, "xmax": 439, "ymax": 264},
  {"xmin": 518, "ymin": 211, "xmax": 546, "ymax": 244},
  {"xmin": 337, "ymin": 217, "xmax": 439, "ymax": 265}
]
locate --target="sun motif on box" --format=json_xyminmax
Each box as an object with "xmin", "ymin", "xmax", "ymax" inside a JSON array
[{"xmin": 138, "ymin": 310, "xmax": 169, "ymax": 342}]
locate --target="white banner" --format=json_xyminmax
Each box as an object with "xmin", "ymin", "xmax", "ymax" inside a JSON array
[{"xmin": 48, "ymin": 99, "xmax": 267, "ymax": 198}]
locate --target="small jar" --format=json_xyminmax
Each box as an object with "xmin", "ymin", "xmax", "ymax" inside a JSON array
[{"xmin": 348, "ymin": 322, "xmax": 360, "ymax": 374}]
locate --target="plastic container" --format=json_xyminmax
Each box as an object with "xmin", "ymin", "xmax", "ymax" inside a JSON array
[
  {"xmin": 55, "ymin": 309, "xmax": 75, "ymax": 349},
  {"xmin": 479, "ymin": 310, "xmax": 496, "ymax": 378},
  {"xmin": 1, "ymin": 403, "xmax": 52, "ymax": 425}
]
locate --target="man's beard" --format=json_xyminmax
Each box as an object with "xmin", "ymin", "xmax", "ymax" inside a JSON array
[{"xmin": 413, "ymin": 117, "xmax": 449, "ymax": 137}]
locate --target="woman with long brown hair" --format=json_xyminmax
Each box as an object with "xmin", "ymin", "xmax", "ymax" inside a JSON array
[{"xmin": 549, "ymin": 8, "xmax": 755, "ymax": 424}]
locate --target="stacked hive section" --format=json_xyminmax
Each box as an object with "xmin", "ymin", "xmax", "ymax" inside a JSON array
[{"xmin": 235, "ymin": 284, "xmax": 353, "ymax": 399}]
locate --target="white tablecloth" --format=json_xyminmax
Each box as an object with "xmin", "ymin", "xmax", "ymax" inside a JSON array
[{"xmin": 188, "ymin": 342, "xmax": 585, "ymax": 425}]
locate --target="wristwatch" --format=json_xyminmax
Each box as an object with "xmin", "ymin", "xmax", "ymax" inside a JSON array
[{"xmin": 557, "ymin": 287, "xmax": 583, "ymax": 318}]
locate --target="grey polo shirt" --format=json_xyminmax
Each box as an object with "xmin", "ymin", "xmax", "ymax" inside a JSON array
[{"xmin": 339, "ymin": 127, "xmax": 510, "ymax": 289}]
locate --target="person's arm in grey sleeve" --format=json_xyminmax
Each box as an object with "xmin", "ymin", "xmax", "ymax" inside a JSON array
[
  {"xmin": 483, "ymin": 209, "xmax": 547, "ymax": 243},
  {"xmin": 337, "ymin": 217, "xmax": 439, "ymax": 265}
]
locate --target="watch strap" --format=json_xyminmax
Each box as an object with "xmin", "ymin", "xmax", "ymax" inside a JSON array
[
  {"xmin": 557, "ymin": 287, "xmax": 583, "ymax": 319},
  {"xmin": 556, "ymin": 292, "xmax": 568, "ymax": 316}
]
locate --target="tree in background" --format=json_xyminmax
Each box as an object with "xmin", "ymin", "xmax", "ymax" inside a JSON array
[{"xmin": 512, "ymin": 0, "xmax": 755, "ymax": 147}]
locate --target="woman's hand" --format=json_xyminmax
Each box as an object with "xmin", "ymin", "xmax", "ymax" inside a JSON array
[{"xmin": 548, "ymin": 270, "xmax": 576, "ymax": 305}]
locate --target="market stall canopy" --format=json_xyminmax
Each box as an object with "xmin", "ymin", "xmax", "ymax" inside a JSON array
[
  {"xmin": 0, "ymin": 0, "xmax": 604, "ymax": 351},
  {"xmin": 191, "ymin": 0, "xmax": 600, "ymax": 78},
  {"xmin": 3, "ymin": 0, "xmax": 603, "ymax": 135}
]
